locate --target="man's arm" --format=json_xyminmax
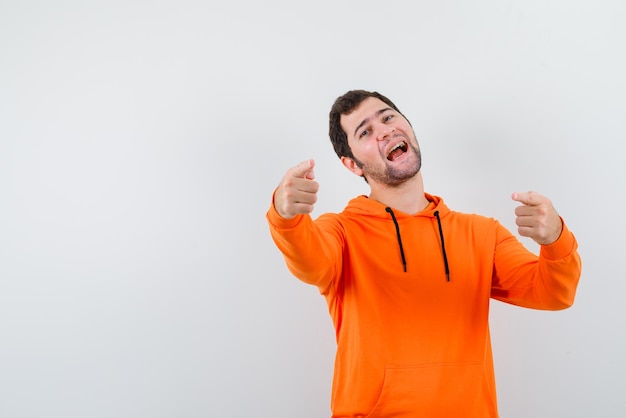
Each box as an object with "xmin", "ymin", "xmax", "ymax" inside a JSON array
[
  {"xmin": 267, "ymin": 159, "xmax": 343, "ymax": 293},
  {"xmin": 491, "ymin": 191, "xmax": 582, "ymax": 309}
]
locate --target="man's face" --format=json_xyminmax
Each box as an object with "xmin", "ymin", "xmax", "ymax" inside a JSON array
[{"xmin": 340, "ymin": 97, "xmax": 421, "ymax": 186}]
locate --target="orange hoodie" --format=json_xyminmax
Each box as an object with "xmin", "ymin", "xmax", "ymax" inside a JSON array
[{"xmin": 267, "ymin": 193, "xmax": 581, "ymax": 418}]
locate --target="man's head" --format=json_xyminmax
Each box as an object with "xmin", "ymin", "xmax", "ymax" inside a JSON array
[
  {"xmin": 328, "ymin": 90, "xmax": 421, "ymax": 186},
  {"xmin": 329, "ymin": 90, "xmax": 408, "ymax": 161}
]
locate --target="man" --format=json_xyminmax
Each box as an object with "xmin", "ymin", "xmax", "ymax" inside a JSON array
[{"xmin": 266, "ymin": 90, "xmax": 581, "ymax": 417}]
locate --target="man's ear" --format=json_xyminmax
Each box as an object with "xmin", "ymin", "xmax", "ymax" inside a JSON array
[{"xmin": 341, "ymin": 156, "xmax": 364, "ymax": 177}]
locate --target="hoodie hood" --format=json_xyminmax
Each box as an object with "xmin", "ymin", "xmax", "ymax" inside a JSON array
[
  {"xmin": 342, "ymin": 193, "xmax": 451, "ymax": 279},
  {"xmin": 342, "ymin": 193, "xmax": 450, "ymax": 220}
]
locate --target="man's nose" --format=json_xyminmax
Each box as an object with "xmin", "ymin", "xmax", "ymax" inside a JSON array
[{"xmin": 377, "ymin": 124, "xmax": 395, "ymax": 141}]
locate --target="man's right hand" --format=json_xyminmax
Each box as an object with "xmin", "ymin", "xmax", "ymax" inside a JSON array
[{"xmin": 274, "ymin": 159, "xmax": 319, "ymax": 219}]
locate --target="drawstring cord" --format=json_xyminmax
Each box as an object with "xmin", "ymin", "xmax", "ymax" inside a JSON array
[
  {"xmin": 385, "ymin": 207, "xmax": 451, "ymax": 281},
  {"xmin": 434, "ymin": 210, "xmax": 451, "ymax": 282},
  {"xmin": 386, "ymin": 207, "xmax": 407, "ymax": 272}
]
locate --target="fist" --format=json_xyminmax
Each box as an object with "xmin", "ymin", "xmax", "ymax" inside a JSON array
[
  {"xmin": 274, "ymin": 159, "xmax": 319, "ymax": 219},
  {"xmin": 512, "ymin": 191, "xmax": 563, "ymax": 245}
]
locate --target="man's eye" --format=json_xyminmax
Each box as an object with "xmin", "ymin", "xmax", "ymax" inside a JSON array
[{"xmin": 359, "ymin": 129, "xmax": 369, "ymax": 138}]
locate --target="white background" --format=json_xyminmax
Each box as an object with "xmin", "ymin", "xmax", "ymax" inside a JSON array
[{"xmin": 1, "ymin": 1, "xmax": 625, "ymax": 417}]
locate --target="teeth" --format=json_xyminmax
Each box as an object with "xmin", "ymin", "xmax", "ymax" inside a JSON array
[{"xmin": 388, "ymin": 141, "xmax": 406, "ymax": 156}]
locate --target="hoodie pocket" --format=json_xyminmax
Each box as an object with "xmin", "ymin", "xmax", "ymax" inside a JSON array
[{"xmin": 364, "ymin": 363, "xmax": 497, "ymax": 418}]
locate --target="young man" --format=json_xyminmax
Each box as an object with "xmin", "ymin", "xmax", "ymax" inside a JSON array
[{"xmin": 266, "ymin": 90, "xmax": 581, "ymax": 417}]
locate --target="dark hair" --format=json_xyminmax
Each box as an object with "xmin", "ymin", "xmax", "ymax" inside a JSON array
[{"xmin": 328, "ymin": 90, "xmax": 405, "ymax": 160}]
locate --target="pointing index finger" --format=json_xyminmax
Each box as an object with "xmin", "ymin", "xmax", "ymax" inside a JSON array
[
  {"xmin": 291, "ymin": 158, "xmax": 315, "ymax": 179},
  {"xmin": 511, "ymin": 191, "xmax": 541, "ymax": 206}
]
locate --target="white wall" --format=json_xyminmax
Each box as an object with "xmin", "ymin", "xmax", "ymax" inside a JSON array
[{"xmin": 1, "ymin": 1, "xmax": 624, "ymax": 417}]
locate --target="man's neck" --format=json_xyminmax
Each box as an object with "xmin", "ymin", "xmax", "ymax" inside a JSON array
[{"xmin": 367, "ymin": 172, "xmax": 430, "ymax": 215}]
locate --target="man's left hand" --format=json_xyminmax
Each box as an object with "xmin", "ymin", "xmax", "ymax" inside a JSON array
[{"xmin": 512, "ymin": 191, "xmax": 563, "ymax": 245}]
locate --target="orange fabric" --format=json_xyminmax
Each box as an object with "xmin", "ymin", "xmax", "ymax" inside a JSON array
[{"xmin": 267, "ymin": 193, "xmax": 581, "ymax": 417}]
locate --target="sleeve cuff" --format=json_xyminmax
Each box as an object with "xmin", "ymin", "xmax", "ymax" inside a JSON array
[
  {"xmin": 540, "ymin": 218, "xmax": 577, "ymax": 261},
  {"xmin": 266, "ymin": 188, "xmax": 306, "ymax": 229}
]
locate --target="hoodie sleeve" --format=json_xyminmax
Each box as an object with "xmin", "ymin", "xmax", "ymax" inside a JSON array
[
  {"xmin": 490, "ymin": 219, "xmax": 582, "ymax": 310},
  {"xmin": 266, "ymin": 195, "xmax": 345, "ymax": 295}
]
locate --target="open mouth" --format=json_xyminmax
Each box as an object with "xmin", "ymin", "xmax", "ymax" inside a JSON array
[{"xmin": 387, "ymin": 141, "xmax": 408, "ymax": 161}]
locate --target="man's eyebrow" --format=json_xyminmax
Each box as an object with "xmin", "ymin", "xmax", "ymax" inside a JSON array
[{"xmin": 353, "ymin": 107, "xmax": 394, "ymax": 138}]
